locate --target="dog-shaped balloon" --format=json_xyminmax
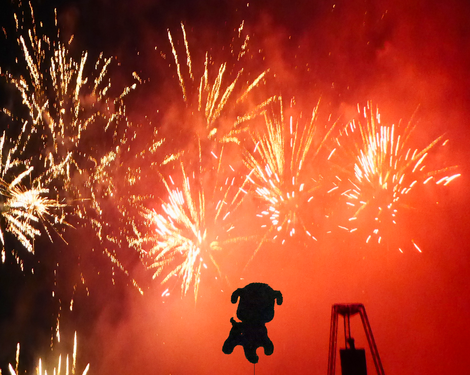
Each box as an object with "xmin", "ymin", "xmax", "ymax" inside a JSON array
[{"xmin": 222, "ymin": 282, "xmax": 283, "ymax": 363}]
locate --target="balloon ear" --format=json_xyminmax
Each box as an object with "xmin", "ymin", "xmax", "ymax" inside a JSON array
[
  {"xmin": 231, "ymin": 289, "xmax": 242, "ymax": 304},
  {"xmin": 274, "ymin": 291, "xmax": 283, "ymax": 305}
]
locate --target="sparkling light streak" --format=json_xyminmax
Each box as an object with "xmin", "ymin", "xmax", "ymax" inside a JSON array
[
  {"xmin": 0, "ymin": 3, "xmax": 143, "ymax": 339},
  {"xmin": 1, "ymin": 3, "xmax": 138, "ymax": 229},
  {"xmin": 7, "ymin": 332, "xmax": 90, "ymax": 375},
  {"xmin": 244, "ymin": 96, "xmax": 337, "ymax": 246},
  {"xmin": 129, "ymin": 147, "xmax": 249, "ymax": 301},
  {"xmin": 332, "ymin": 102, "xmax": 460, "ymax": 250},
  {"xmin": 124, "ymin": 22, "xmax": 274, "ymax": 298},
  {"xmin": 167, "ymin": 22, "xmax": 270, "ymax": 147},
  {"xmin": 0, "ymin": 131, "xmax": 66, "ymax": 260},
  {"xmin": 0, "ymin": 4, "xmax": 461, "ymax": 312}
]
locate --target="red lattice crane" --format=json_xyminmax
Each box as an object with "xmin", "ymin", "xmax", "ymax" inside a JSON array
[{"xmin": 327, "ymin": 303, "xmax": 385, "ymax": 375}]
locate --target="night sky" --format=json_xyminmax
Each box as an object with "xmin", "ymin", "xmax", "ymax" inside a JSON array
[{"xmin": 0, "ymin": 0, "xmax": 470, "ymax": 374}]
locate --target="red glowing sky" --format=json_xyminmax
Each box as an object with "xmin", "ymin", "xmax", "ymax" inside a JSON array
[{"xmin": 1, "ymin": 0, "xmax": 470, "ymax": 374}]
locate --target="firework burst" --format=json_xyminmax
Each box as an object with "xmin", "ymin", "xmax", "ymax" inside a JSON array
[
  {"xmin": 0, "ymin": 2, "xmax": 147, "ymax": 286},
  {"xmin": 123, "ymin": 22, "xmax": 274, "ymax": 299},
  {"xmin": 7, "ymin": 332, "xmax": 89, "ymax": 375},
  {"xmin": 0, "ymin": 131, "xmax": 66, "ymax": 263},
  {"xmin": 166, "ymin": 22, "xmax": 270, "ymax": 149},
  {"xmin": 0, "ymin": 4, "xmax": 146, "ymax": 341},
  {"xmin": 1, "ymin": 3, "xmax": 138, "ymax": 226},
  {"xmin": 244, "ymin": 96, "xmax": 337, "ymax": 247},
  {"xmin": 331, "ymin": 102, "xmax": 460, "ymax": 251},
  {"xmin": 129, "ymin": 143, "xmax": 249, "ymax": 300}
]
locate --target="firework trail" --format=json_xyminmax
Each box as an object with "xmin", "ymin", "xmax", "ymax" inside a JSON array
[
  {"xmin": 0, "ymin": 3, "xmax": 147, "ymax": 285},
  {"xmin": 166, "ymin": 22, "xmax": 270, "ymax": 150},
  {"xmin": 0, "ymin": 4, "xmax": 146, "ymax": 348},
  {"xmin": 1, "ymin": 3, "xmax": 138, "ymax": 228},
  {"xmin": 7, "ymin": 332, "xmax": 90, "ymax": 375},
  {"xmin": 330, "ymin": 102, "xmax": 460, "ymax": 251},
  {"xmin": 129, "ymin": 142, "xmax": 249, "ymax": 301},
  {"xmin": 0, "ymin": 130, "xmax": 66, "ymax": 264},
  {"xmin": 121, "ymin": 22, "xmax": 273, "ymax": 299},
  {"xmin": 244, "ymin": 96, "xmax": 337, "ymax": 248}
]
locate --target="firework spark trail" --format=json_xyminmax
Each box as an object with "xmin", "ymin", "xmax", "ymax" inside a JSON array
[
  {"xmin": 90, "ymin": 116, "xmax": 170, "ymax": 294},
  {"xmin": 7, "ymin": 332, "xmax": 90, "ymax": 375},
  {"xmin": 0, "ymin": 3, "xmax": 147, "ymax": 344},
  {"xmin": 244, "ymin": 96, "xmax": 337, "ymax": 248},
  {"xmin": 167, "ymin": 22, "xmax": 270, "ymax": 147},
  {"xmin": 0, "ymin": 3, "xmax": 148, "ymax": 285},
  {"xmin": 332, "ymin": 102, "xmax": 460, "ymax": 251},
  {"xmin": 129, "ymin": 143, "xmax": 250, "ymax": 300},
  {"xmin": 1, "ymin": 3, "xmax": 138, "ymax": 225},
  {"xmin": 0, "ymin": 131, "xmax": 66, "ymax": 262},
  {"xmin": 123, "ymin": 22, "xmax": 274, "ymax": 299}
]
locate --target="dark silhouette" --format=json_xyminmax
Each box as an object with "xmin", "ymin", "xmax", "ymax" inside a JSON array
[
  {"xmin": 222, "ymin": 282, "xmax": 283, "ymax": 364},
  {"xmin": 328, "ymin": 303, "xmax": 384, "ymax": 375}
]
